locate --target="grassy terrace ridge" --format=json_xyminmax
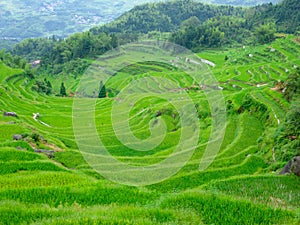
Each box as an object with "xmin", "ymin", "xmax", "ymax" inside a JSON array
[{"xmin": 0, "ymin": 36, "xmax": 299, "ymax": 224}]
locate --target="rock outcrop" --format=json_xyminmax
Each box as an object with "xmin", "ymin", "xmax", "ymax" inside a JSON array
[{"xmin": 280, "ymin": 156, "xmax": 300, "ymax": 176}]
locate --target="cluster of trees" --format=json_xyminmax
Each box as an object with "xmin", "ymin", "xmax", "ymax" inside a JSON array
[
  {"xmin": 32, "ymin": 78, "xmax": 52, "ymax": 95},
  {"xmin": 274, "ymin": 70, "xmax": 300, "ymax": 161},
  {"xmin": 13, "ymin": 37, "xmax": 57, "ymax": 62},
  {"xmin": 92, "ymin": 0, "xmax": 246, "ymax": 35},
  {"xmin": 247, "ymin": 0, "xmax": 300, "ymax": 34},
  {"xmin": 171, "ymin": 16, "xmax": 252, "ymax": 49},
  {"xmin": 90, "ymin": 0, "xmax": 298, "ymax": 49},
  {"xmin": 0, "ymin": 49, "xmax": 28, "ymax": 69},
  {"xmin": 55, "ymin": 81, "xmax": 106, "ymax": 98},
  {"xmin": 254, "ymin": 23, "xmax": 276, "ymax": 44},
  {"xmin": 43, "ymin": 32, "xmax": 118, "ymax": 65},
  {"xmin": 13, "ymin": 32, "xmax": 118, "ymax": 66},
  {"xmin": 46, "ymin": 59, "xmax": 91, "ymax": 79},
  {"xmin": 12, "ymin": 31, "xmax": 118, "ymax": 83},
  {"xmin": 170, "ymin": 15, "xmax": 276, "ymax": 50}
]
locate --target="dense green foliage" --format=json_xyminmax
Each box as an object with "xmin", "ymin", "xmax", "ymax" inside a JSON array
[
  {"xmin": 284, "ymin": 69, "xmax": 300, "ymax": 102},
  {"xmin": 274, "ymin": 70, "xmax": 300, "ymax": 161},
  {"xmin": 0, "ymin": 50, "xmax": 28, "ymax": 69},
  {"xmin": 171, "ymin": 16, "xmax": 251, "ymax": 49},
  {"xmin": 12, "ymin": 32, "xmax": 116, "ymax": 82},
  {"xmin": 92, "ymin": 1, "xmax": 246, "ymax": 34},
  {"xmin": 32, "ymin": 78, "xmax": 52, "ymax": 95},
  {"xmin": 248, "ymin": 0, "xmax": 300, "ymax": 33},
  {"xmin": 13, "ymin": 32, "xmax": 118, "ymax": 65},
  {"xmin": 60, "ymin": 82, "xmax": 67, "ymax": 97},
  {"xmin": 12, "ymin": 37, "xmax": 57, "ymax": 62},
  {"xmin": 98, "ymin": 81, "xmax": 107, "ymax": 98},
  {"xmin": 254, "ymin": 23, "xmax": 276, "ymax": 44},
  {"xmin": 170, "ymin": 0, "xmax": 299, "ymax": 49},
  {"xmin": 0, "ymin": 0, "xmax": 282, "ymax": 49}
]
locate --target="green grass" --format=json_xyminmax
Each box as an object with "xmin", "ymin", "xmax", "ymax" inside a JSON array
[
  {"xmin": 0, "ymin": 161, "xmax": 66, "ymax": 175},
  {"xmin": 161, "ymin": 191, "xmax": 297, "ymax": 225},
  {"xmin": 149, "ymin": 155, "xmax": 267, "ymax": 192},
  {"xmin": 202, "ymin": 175, "xmax": 300, "ymax": 210},
  {"xmin": 0, "ymin": 148, "xmax": 42, "ymax": 162},
  {"xmin": 0, "ymin": 171, "xmax": 93, "ymax": 189},
  {"xmin": 0, "ymin": 183, "xmax": 158, "ymax": 207},
  {"xmin": 0, "ymin": 201, "xmax": 204, "ymax": 225}
]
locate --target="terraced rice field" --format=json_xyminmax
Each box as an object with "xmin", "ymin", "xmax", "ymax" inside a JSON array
[{"xmin": 0, "ymin": 36, "xmax": 299, "ymax": 224}]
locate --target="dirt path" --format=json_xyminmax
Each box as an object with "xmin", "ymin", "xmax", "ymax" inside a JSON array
[{"xmin": 188, "ymin": 58, "xmax": 216, "ymax": 67}]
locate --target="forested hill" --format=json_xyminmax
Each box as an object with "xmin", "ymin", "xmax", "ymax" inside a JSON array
[
  {"xmin": 93, "ymin": 0, "xmax": 300, "ymax": 35},
  {"xmin": 91, "ymin": 1, "xmax": 246, "ymax": 34},
  {"xmin": 0, "ymin": 0, "xmax": 280, "ymax": 50},
  {"xmin": 249, "ymin": 0, "xmax": 300, "ymax": 33},
  {"xmin": 12, "ymin": 0, "xmax": 300, "ymax": 65},
  {"xmin": 169, "ymin": 0, "xmax": 300, "ymax": 50}
]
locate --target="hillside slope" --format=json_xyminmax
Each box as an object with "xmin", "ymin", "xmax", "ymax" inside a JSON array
[
  {"xmin": 0, "ymin": 35, "xmax": 299, "ymax": 224},
  {"xmin": 93, "ymin": 0, "xmax": 299, "ymax": 35},
  {"xmin": 0, "ymin": 0, "xmax": 281, "ymax": 49}
]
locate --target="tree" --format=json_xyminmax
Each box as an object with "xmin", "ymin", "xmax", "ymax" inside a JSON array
[
  {"xmin": 274, "ymin": 70, "xmax": 300, "ymax": 161},
  {"xmin": 284, "ymin": 69, "xmax": 300, "ymax": 102},
  {"xmin": 110, "ymin": 33, "xmax": 119, "ymax": 49},
  {"xmin": 60, "ymin": 82, "xmax": 67, "ymax": 97},
  {"xmin": 181, "ymin": 16, "xmax": 201, "ymax": 30},
  {"xmin": 255, "ymin": 23, "xmax": 276, "ymax": 44},
  {"xmin": 0, "ymin": 50, "xmax": 5, "ymax": 61},
  {"xmin": 274, "ymin": 99, "xmax": 300, "ymax": 161},
  {"xmin": 46, "ymin": 80, "xmax": 52, "ymax": 95},
  {"xmin": 32, "ymin": 78, "xmax": 52, "ymax": 95},
  {"xmin": 98, "ymin": 81, "xmax": 106, "ymax": 98}
]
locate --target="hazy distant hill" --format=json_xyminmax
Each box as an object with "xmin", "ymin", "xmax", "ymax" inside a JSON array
[
  {"xmin": 0, "ymin": 0, "xmax": 280, "ymax": 49},
  {"xmin": 0, "ymin": 0, "xmax": 152, "ymax": 39},
  {"xmin": 207, "ymin": 0, "xmax": 280, "ymax": 6}
]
